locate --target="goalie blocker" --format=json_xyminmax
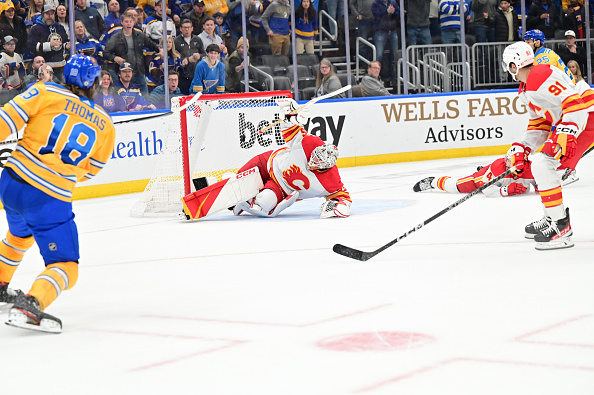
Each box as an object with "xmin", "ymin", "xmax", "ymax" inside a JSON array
[{"xmin": 182, "ymin": 167, "xmax": 263, "ymax": 220}]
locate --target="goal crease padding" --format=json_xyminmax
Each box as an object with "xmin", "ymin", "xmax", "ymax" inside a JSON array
[{"xmin": 182, "ymin": 167, "xmax": 264, "ymax": 219}]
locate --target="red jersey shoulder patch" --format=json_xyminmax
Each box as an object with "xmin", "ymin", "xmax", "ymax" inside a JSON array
[
  {"xmin": 525, "ymin": 64, "xmax": 553, "ymax": 92},
  {"xmin": 301, "ymin": 134, "xmax": 325, "ymax": 160}
]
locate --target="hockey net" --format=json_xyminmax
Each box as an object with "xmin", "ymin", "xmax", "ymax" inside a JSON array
[{"xmin": 130, "ymin": 90, "xmax": 293, "ymax": 217}]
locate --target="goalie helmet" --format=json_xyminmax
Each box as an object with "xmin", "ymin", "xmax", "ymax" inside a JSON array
[
  {"xmin": 502, "ymin": 42, "xmax": 534, "ymax": 77},
  {"xmin": 308, "ymin": 144, "xmax": 339, "ymax": 171}
]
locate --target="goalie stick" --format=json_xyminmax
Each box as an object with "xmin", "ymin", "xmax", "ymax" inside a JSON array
[
  {"xmin": 333, "ymin": 166, "xmax": 516, "ymax": 261},
  {"xmin": 258, "ymin": 85, "xmax": 352, "ymax": 134}
]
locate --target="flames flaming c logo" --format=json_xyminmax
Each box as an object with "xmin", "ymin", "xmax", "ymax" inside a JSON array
[{"xmin": 282, "ymin": 164, "xmax": 310, "ymax": 190}]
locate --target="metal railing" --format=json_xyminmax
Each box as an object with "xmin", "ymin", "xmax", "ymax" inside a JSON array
[
  {"xmin": 396, "ymin": 44, "xmax": 472, "ymax": 93},
  {"xmin": 355, "ymin": 37, "xmax": 377, "ymax": 81},
  {"xmin": 317, "ymin": 10, "xmax": 338, "ymax": 57},
  {"xmin": 248, "ymin": 65, "xmax": 274, "ymax": 91}
]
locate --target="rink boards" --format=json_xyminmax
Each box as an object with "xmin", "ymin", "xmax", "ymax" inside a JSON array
[{"xmin": 1, "ymin": 89, "xmax": 531, "ymax": 200}]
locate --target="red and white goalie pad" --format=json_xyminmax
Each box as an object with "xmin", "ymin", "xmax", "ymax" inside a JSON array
[{"xmin": 182, "ymin": 167, "xmax": 264, "ymax": 220}]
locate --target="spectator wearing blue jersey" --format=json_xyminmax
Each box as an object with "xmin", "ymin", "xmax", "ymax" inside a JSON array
[
  {"xmin": 114, "ymin": 62, "xmax": 157, "ymax": 111},
  {"xmin": 439, "ymin": 0, "xmax": 469, "ymax": 43},
  {"xmin": 262, "ymin": 0, "xmax": 290, "ymax": 55},
  {"xmin": 73, "ymin": 20, "xmax": 103, "ymax": 65},
  {"xmin": 104, "ymin": 0, "xmax": 122, "ymax": 31},
  {"xmin": 96, "ymin": 70, "xmax": 127, "ymax": 112},
  {"xmin": 190, "ymin": 43, "xmax": 225, "ymax": 94},
  {"xmin": 295, "ymin": 0, "xmax": 318, "ymax": 55},
  {"xmin": 246, "ymin": 0, "xmax": 266, "ymax": 43},
  {"xmin": 372, "ymin": 0, "xmax": 399, "ymax": 78}
]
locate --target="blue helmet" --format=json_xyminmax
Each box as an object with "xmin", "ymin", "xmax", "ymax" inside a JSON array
[
  {"xmin": 523, "ymin": 29, "xmax": 545, "ymax": 44},
  {"xmin": 63, "ymin": 55, "xmax": 100, "ymax": 89}
]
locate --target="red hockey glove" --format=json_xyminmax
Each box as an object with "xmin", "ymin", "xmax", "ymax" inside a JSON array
[
  {"xmin": 500, "ymin": 182, "xmax": 528, "ymax": 196},
  {"xmin": 542, "ymin": 124, "xmax": 578, "ymax": 160},
  {"xmin": 507, "ymin": 142, "xmax": 531, "ymax": 174}
]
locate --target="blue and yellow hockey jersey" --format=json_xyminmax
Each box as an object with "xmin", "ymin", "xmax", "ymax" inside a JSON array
[
  {"xmin": 534, "ymin": 47, "xmax": 575, "ymax": 84},
  {"xmin": 0, "ymin": 82, "xmax": 115, "ymax": 202}
]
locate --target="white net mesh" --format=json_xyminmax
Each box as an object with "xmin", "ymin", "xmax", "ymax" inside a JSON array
[{"xmin": 130, "ymin": 91, "xmax": 292, "ymax": 217}]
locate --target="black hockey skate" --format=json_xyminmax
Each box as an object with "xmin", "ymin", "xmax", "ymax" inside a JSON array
[
  {"xmin": 524, "ymin": 215, "xmax": 552, "ymax": 239},
  {"xmin": 0, "ymin": 282, "xmax": 23, "ymax": 311},
  {"xmin": 5, "ymin": 294, "xmax": 62, "ymax": 333},
  {"xmin": 534, "ymin": 208, "xmax": 573, "ymax": 250},
  {"xmin": 413, "ymin": 177, "xmax": 435, "ymax": 192}
]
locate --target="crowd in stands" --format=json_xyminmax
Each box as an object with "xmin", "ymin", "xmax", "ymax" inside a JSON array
[{"xmin": 0, "ymin": 0, "xmax": 592, "ymax": 111}]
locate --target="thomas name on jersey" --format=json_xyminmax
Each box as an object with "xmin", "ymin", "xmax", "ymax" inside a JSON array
[{"xmin": 64, "ymin": 98, "xmax": 108, "ymax": 131}]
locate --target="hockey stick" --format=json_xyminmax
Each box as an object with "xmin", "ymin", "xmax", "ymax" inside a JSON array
[
  {"xmin": 258, "ymin": 85, "xmax": 352, "ymax": 134},
  {"xmin": 333, "ymin": 166, "xmax": 516, "ymax": 261},
  {"xmin": 113, "ymin": 92, "xmax": 202, "ymax": 124}
]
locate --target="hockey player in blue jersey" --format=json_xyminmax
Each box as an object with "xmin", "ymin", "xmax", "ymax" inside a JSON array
[
  {"xmin": 190, "ymin": 43, "xmax": 225, "ymax": 94},
  {"xmin": 0, "ymin": 55, "xmax": 116, "ymax": 333}
]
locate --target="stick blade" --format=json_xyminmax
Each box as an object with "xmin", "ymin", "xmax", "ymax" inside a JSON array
[{"xmin": 332, "ymin": 244, "xmax": 373, "ymax": 261}]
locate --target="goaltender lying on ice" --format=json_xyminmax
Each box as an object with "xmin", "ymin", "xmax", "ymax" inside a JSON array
[{"xmin": 182, "ymin": 99, "xmax": 352, "ymax": 220}]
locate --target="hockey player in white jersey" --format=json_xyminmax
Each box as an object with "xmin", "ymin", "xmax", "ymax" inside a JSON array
[
  {"xmin": 502, "ymin": 41, "xmax": 594, "ymax": 250},
  {"xmin": 413, "ymin": 154, "xmax": 535, "ymax": 197},
  {"xmin": 232, "ymin": 99, "xmax": 352, "ymax": 218}
]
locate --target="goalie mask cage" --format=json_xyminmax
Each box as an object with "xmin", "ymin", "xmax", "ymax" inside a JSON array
[{"xmin": 130, "ymin": 90, "xmax": 293, "ymax": 217}]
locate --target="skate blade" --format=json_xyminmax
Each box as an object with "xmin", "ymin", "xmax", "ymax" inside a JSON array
[
  {"xmin": 535, "ymin": 238, "xmax": 575, "ymax": 251},
  {"xmin": 561, "ymin": 176, "xmax": 579, "ymax": 187},
  {"xmin": 5, "ymin": 310, "xmax": 62, "ymax": 334}
]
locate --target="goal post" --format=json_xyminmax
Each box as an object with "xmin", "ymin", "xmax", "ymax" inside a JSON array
[{"xmin": 130, "ymin": 90, "xmax": 293, "ymax": 218}]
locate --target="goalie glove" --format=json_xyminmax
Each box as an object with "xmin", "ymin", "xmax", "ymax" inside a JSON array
[
  {"xmin": 507, "ymin": 142, "xmax": 531, "ymax": 174},
  {"xmin": 500, "ymin": 182, "xmax": 528, "ymax": 196},
  {"xmin": 542, "ymin": 124, "xmax": 578, "ymax": 160},
  {"xmin": 277, "ymin": 98, "xmax": 308, "ymax": 126},
  {"xmin": 320, "ymin": 198, "xmax": 351, "ymax": 219}
]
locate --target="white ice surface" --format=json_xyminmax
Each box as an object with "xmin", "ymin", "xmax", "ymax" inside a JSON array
[{"xmin": 1, "ymin": 154, "xmax": 593, "ymax": 395}]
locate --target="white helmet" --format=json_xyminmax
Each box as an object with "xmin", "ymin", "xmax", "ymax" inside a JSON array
[
  {"xmin": 502, "ymin": 41, "xmax": 534, "ymax": 77},
  {"xmin": 308, "ymin": 144, "xmax": 338, "ymax": 170}
]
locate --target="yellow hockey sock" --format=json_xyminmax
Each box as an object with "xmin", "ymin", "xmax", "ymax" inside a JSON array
[
  {"xmin": 0, "ymin": 232, "xmax": 34, "ymax": 283},
  {"xmin": 29, "ymin": 261, "xmax": 79, "ymax": 311}
]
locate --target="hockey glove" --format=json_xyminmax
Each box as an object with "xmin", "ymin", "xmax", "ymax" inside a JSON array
[
  {"xmin": 500, "ymin": 182, "xmax": 528, "ymax": 197},
  {"xmin": 542, "ymin": 124, "xmax": 578, "ymax": 160},
  {"xmin": 320, "ymin": 198, "xmax": 351, "ymax": 219},
  {"xmin": 507, "ymin": 142, "xmax": 531, "ymax": 174},
  {"xmin": 277, "ymin": 98, "xmax": 308, "ymax": 126}
]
